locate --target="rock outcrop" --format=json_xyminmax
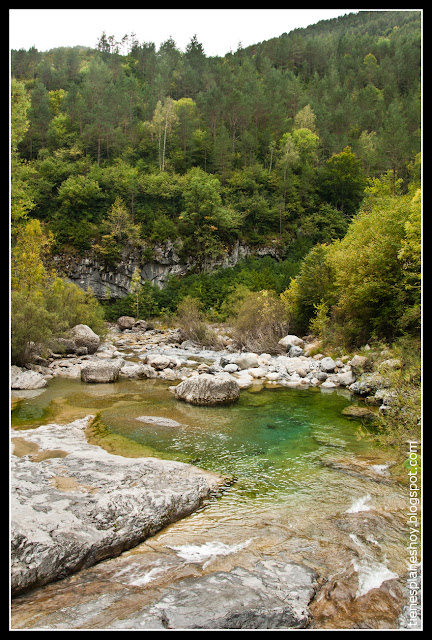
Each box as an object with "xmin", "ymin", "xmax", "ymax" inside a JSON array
[
  {"xmin": 52, "ymin": 241, "xmax": 283, "ymax": 299},
  {"xmin": 10, "ymin": 416, "xmax": 222, "ymax": 595}
]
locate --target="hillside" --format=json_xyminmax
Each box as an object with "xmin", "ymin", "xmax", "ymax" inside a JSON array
[{"xmin": 11, "ymin": 9, "xmax": 421, "ymax": 353}]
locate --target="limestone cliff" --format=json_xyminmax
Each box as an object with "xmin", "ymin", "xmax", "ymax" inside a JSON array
[{"xmin": 51, "ymin": 240, "xmax": 282, "ymax": 299}]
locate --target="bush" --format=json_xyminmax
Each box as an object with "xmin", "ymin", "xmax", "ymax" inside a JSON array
[
  {"xmin": 175, "ymin": 296, "xmax": 220, "ymax": 347},
  {"xmin": 230, "ymin": 289, "xmax": 289, "ymax": 353}
]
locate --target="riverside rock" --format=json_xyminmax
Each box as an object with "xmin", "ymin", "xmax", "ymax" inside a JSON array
[
  {"xmin": 68, "ymin": 324, "xmax": 100, "ymax": 354},
  {"xmin": 278, "ymin": 335, "xmax": 305, "ymax": 350},
  {"xmin": 117, "ymin": 316, "xmax": 136, "ymax": 330},
  {"xmin": 10, "ymin": 416, "xmax": 222, "ymax": 596},
  {"xmin": 10, "ymin": 366, "xmax": 47, "ymax": 390},
  {"xmin": 111, "ymin": 556, "xmax": 318, "ymax": 629},
  {"xmin": 235, "ymin": 353, "xmax": 260, "ymax": 370},
  {"xmin": 81, "ymin": 359, "xmax": 124, "ymax": 383},
  {"xmin": 174, "ymin": 374, "xmax": 240, "ymax": 405},
  {"xmin": 320, "ymin": 357, "xmax": 337, "ymax": 373}
]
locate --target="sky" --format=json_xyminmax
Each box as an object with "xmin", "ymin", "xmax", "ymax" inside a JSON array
[{"xmin": 10, "ymin": 9, "xmax": 360, "ymax": 57}]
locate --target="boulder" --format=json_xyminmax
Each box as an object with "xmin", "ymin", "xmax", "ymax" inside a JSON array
[
  {"xmin": 349, "ymin": 355, "xmax": 370, "ymax": 375},
  {"xmin": 68, "ymin": 324, "xmax": 100, "ymax": 354},
  {"xmin": 117, "ymin": 316, "xmax": 136, "ymax": 330},
  {"xmin": 336, "ymin": 369, "xmax": 356, "ymax": 386},
  {"xmin": 133, "ymin": 320, "xmax": 148, "ymax": 332},
  {"xmin": 10, "ymin": 366, "xmax": 47, "ymax": 390},
  {"xmin": 248, "ymin": 367, "xmax": 267, "ymax": 379},
  {"xmin": 48, "ymin": 337, "xmax": 80, "ymax": 355},
  {"xmin": 278, "ymin": 334, "xmax": 305, "ymax": 350},
  {"xmin": 320, "ymin": 357, "xmax": 337, "ymax": 373},
  {"xmin": 235, "ymin": 353, "xmax": 259, "ymax": 370},
  {"xmin": 349, "ymin": 372, "xmax": 390, "ymax": 396},
  {"xmin": 81, "ymin": 359, "xmax": 124, "ymax": 383},
  {"xmin": 146, "ymin": 354, "xmax": 172, "ymax": 370},
  {"xmin": 119, "ymin": 363, "xmax": 157, "ymax": 379},
  {"xmin": 174, "ymin": 373, "xmax": 240, "ymax": 405},
  {"xmin": 224, "ymin": 363, "xmax": 239, "ymax": 373},
  {"xmin": 341, "ymin": 405, "xmax": 377, "ymax": 420},
  {"xmin": 288, "ymin": 345, "xmax": 304, "ymax": 358}
]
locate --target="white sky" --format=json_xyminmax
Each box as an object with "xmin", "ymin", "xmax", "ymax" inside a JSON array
[{"xmin": 10, "ymin": 9, "xmax": 359, "ymax": 57}]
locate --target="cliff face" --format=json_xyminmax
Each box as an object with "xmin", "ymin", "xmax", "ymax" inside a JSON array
[{"xmin": 52, "ymin": 240, "xmax": 282, "ymax": 299}]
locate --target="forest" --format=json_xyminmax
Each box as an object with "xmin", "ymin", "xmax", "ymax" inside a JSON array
[{"xmin": 11, "ymin": 10, "xmax": 421, "ymax": 365}]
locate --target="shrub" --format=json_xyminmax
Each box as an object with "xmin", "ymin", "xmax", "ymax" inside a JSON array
[
  {"xmin": 230, "ymin": 289, "xmax": 289, "ymax": 353},
  {"xmin": 175, "ymin": 296, "xmax": 220, "ymax": 347}
]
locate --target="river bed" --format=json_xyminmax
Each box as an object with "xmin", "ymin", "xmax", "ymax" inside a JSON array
[{"xmin": 10, "ymin": 340, "xmax": 417, "ymax": 630}]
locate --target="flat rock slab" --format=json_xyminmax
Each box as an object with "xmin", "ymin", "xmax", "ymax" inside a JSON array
[
  {"xmin": 105, "ymin": 556, "xmax": 318, "ymax": 629},
  {"xmin": 11, "ymin": 416, "xmax": 222, "ymax": 596}
]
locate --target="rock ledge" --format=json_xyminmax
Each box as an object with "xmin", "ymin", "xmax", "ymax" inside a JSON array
[{"xmin": 11, "ymin": 416, "xmax": 222, "ymax": 596}]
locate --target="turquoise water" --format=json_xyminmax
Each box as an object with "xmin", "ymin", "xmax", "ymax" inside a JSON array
[
  {"xmin": 93, "ymin": 382, "xmax": 375, "ymax": 506},
  {"xmin": 11, "ymin": 377, "xmax": 380, "ymax": 510}
]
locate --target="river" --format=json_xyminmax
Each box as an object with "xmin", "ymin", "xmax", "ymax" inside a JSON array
[{"xmin": 10, "ymin": 336, "xmax": 418, "ymax": 630}]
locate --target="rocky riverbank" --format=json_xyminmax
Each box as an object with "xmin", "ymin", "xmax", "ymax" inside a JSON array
[
  {"xmin": 11, "ymin": 320, "xmax": 398, "ymax": 413},
  {"xmin": 9, "ymin": 319, "xmax": 404, "ymax": 607}
]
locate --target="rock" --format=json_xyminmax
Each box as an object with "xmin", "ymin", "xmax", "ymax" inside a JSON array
[
  {"xmin": 321, "ymin": 380, "xmax": 338, "ymax": 389},
  {"xmin": 115, "ymin": 556, "xmax": 317, "ymax": 629},
  {"xmin": 146, "ymin": 354, "xmax": 172, "ymax": 370},
  {"xmin": 336, "ymin": 370, "xmax": 356, "ymax": 386},
  {"xmin": 48, "ymin": 358, "xmax": 84, "ymax": 379},
  {"xmin": 10, "ymin": 416, "xmax": 222, "ymax": 595},
  {"xmin": 48, "ymin": 337, "xmax": 79, "ymax": 354},
  {"xmin": 341, "ymin": 405, "xmax": 377, "ymax": 420},
  {"xmin": 278, "ymin": 334, "xmax": 305, "ymax": 350},
  {"xmin": 81, "ymin": 359, "xmax": 124, "ymax": 383},
  {"xmin": 265, "ymin": 372, "xmax": 280, "ymax": 381},
  {"xmin": 288, "ymin": 345, "xmax": 304, "ymax": 358},
  {"xmin": 119, "ymin": 363, "xmax": 157, "ymax": 379},
  {"xmin": 10, "ymin": 366, "xmax": 48, "ymax": 390},
  {"xmin": 349, "ymin": 355, "xmax": 370, "ymax": 375},
  {"xmin": 235, "ymin": 353, "xmax": 259, "ymax": 370},
  {"xmin": 320, "ymin": 357, "xmax": 337, "ymax": 373},
  {"xmin": 133, "ymin": 320, "xmax": 148, "ymax": 332},
  {"xmin": 380, "ymin": 358, "xmax": 402, "ymax": 370},
  {"xmin": 304, "ymin": 340, "xmax": 322, "ymax": 357},
  {"xmin": 174, "ymin": 374, "xmax": 240, "ymax": 405},
  {"xmin": 136, "ymin": 416, "xmax": 183, "ymax": 427},
  {"xmin": 349, "ymin": 372, "xmax": 390, "ymax": 396},
  {"xmin": 68, "ymin": 324, "xmax": 100, "ymax": 354},
  {"xmin": 248, "ymin": 367, "xmax": 267, "ymax": 378},
  {"xmin": 117, "ymin": 316, "xmax": 136, "ymax": 330},
  {"xmin": 224, "ymin": 363, "xmax": 239, "ymax": 373},
  {"xmin": 278, "ymin": 356, "xmax": 310, "ymax": 376}
]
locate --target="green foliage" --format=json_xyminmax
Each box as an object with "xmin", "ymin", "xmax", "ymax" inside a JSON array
[
  {"xmin": 280, "ymin": 244, "xmax": 335, "ymax": 335},
  {"xmin": 327, "ymin": 191, "xmax": 417, "ymax": 345},
  {"xmin": 11, "ymin": 12, "xmax": 421, "ymax": 362},
  {"xmin": 11, "ymin": 219, "xmax": 105, "ymax": 365},
  {"xmin": 318, "ymin": 146, "xmax": 367, "ymax": 217},
  {"xmin": 10, "ymin": 11, "xmax": 420, "ymax": 256}
]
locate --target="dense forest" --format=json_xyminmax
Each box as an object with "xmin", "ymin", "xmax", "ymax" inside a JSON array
[{"xmin": 11, "ymin": 10, "xmax": 421, "ymax": 367}]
